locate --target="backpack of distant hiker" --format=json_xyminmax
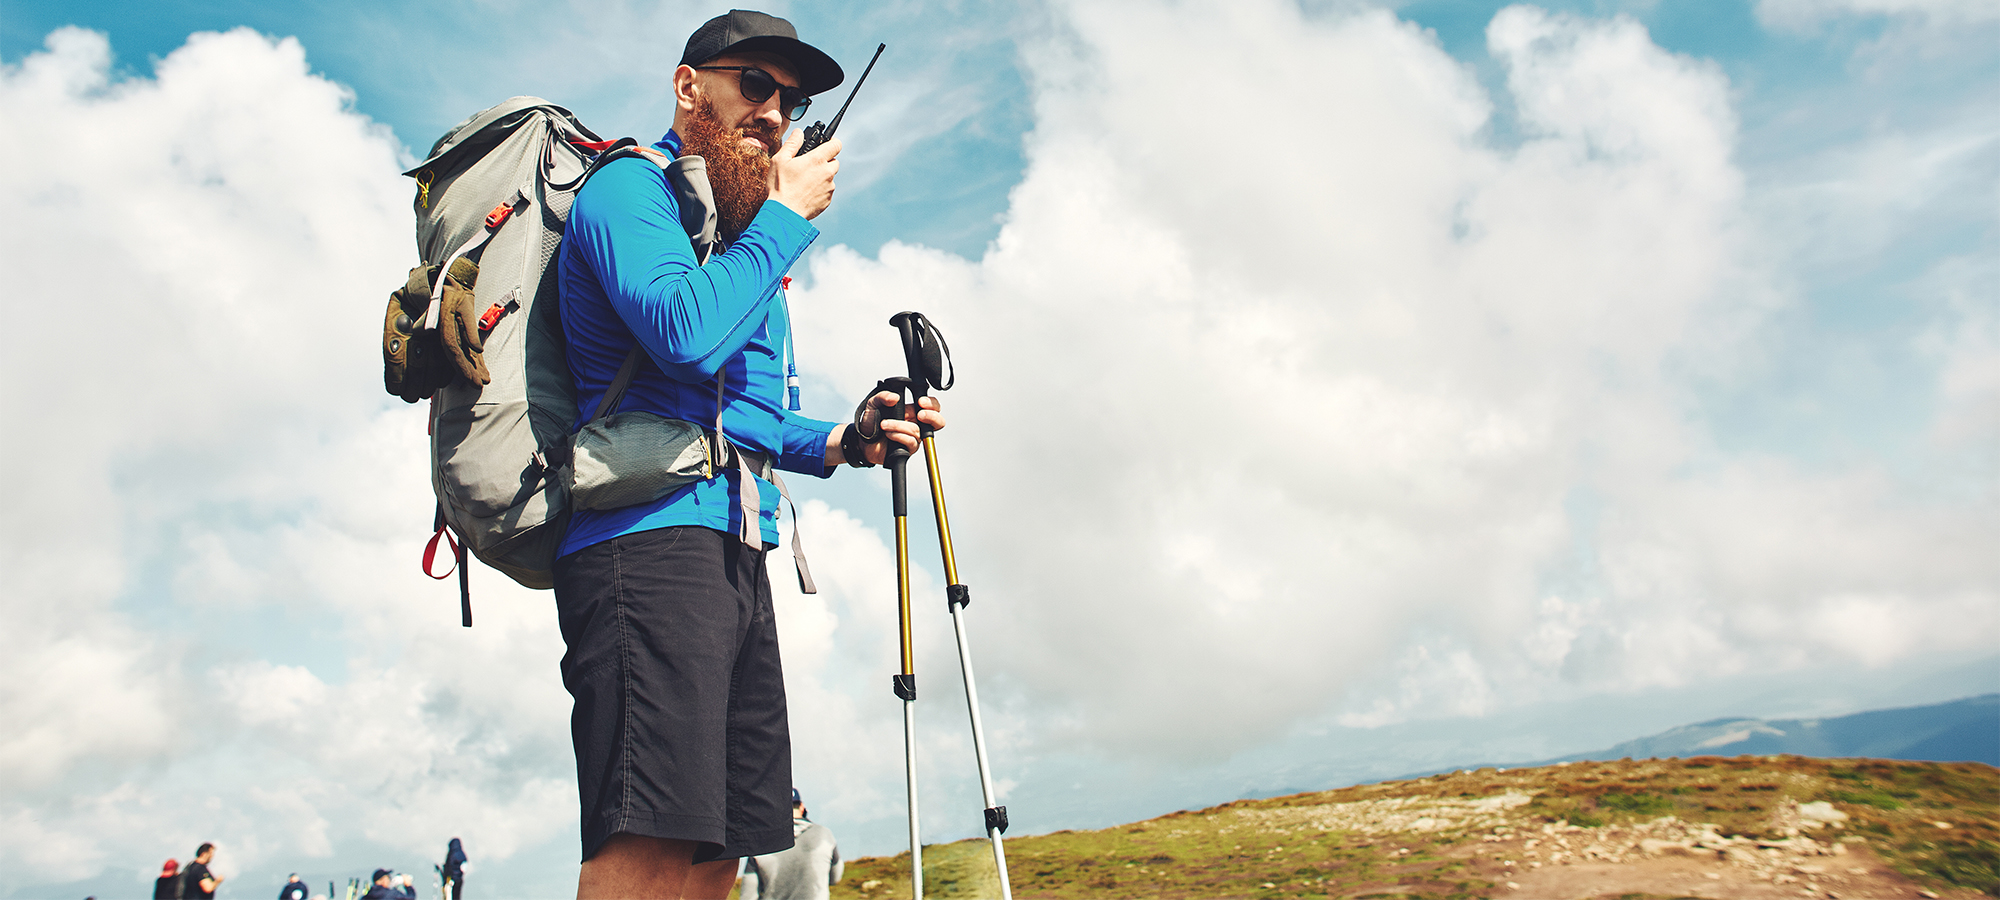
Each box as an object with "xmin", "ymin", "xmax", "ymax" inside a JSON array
[{"xmin": 383, "ymin": 96, "xmax": 725, "ymax": 624}]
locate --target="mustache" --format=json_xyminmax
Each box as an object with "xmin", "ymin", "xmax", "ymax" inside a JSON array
[{"xmin": 736, "ymin": 124, "xmax": 781, "ymax": 155}]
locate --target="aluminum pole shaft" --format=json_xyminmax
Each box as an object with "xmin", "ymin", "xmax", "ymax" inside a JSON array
[{"xmin": 920, "ymin": 435, "xmax": 1013, "ymax": 899}]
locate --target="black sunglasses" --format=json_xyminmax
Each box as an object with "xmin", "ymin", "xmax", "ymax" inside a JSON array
[{"xmin": 693, "ymin": 66, "xmax": 812, "ymax": 120}]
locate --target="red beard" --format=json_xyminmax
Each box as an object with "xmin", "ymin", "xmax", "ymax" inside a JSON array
[{"xmin": 678, "ymin": 98, "xmax": 779, "ymax": 244}]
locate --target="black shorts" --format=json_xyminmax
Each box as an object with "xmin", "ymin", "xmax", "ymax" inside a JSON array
[{"xmin": 552, "ymin": 525, "xmax": 793, "ymax": 864}]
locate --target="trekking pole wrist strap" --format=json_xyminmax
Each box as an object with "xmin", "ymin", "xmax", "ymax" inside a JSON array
[{"xmin": 840, "ymin": 423, "xmax": 876, "ymax": 468}]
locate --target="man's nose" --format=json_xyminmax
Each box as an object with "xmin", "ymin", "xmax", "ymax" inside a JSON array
[{"xmin": 753, "ymin": 94, "xmax": 786, "ymax": 129}]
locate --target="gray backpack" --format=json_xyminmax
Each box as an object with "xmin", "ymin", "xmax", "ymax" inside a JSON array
[{"xmin": 395, "ymin": 97, "xmax": 709, "ymax": 623}]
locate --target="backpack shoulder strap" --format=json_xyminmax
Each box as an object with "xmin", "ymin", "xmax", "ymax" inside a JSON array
[
  {"xmin": 588, "ymin": 347, "xmax": 644, "ymax": 424},
  {"xmin": 579, "ymin": 140, "xmax": 718, "ymax": 264},
  {"xmin": 661, "ymin": 154, "xmax": 719, "ymax": 265}
]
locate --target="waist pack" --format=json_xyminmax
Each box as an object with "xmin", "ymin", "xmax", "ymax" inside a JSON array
[
  {"xmin": 386, "ymin": 96, "xmax": 813, "ymax": 625},
  {"xmin": 568, "ymin": 412, "xmax": 713, "ymax": 512}
]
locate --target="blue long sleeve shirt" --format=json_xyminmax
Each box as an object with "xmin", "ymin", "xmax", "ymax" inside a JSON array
[{"xmin": 556, "ymin": 131, "xmax": 837, "ymax": 557}]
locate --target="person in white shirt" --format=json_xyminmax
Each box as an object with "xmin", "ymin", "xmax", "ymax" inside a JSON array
[{"xmin": 740, "ymin": 789, "xmax": 842, "ymax": 900}]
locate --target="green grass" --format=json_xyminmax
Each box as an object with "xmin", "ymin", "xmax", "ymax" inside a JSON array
[
  {"xmin": 1827, "ymin": 788, "xmax": 1907, "ymax": 810},
  {"xmin": 1598, "ymin": 791, "xmax": 1675, "ymax": 816}
]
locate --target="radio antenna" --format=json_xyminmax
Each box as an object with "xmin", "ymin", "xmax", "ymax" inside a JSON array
[{"xmin": 800, "ymin": 43, "xmax": 885, "ymax": 154}]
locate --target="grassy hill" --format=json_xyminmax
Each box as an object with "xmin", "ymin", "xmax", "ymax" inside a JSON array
[{"xmin": 831, "ymin": 756, "xmax": 1998, "ymax": 899}]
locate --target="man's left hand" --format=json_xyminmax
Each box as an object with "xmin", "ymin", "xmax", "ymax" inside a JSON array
[{"xmin": 842, "ymin": 394, "xmax": 944, "ymax": 467}]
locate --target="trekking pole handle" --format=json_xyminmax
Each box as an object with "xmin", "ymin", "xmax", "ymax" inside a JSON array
[
  {"xmin": 890, "ymin": 312, "xmax": 929, "ymax": 397},
  {"xmin": 889, "ymin": 311, "xmax": 952, "ymax": 436},
  {"xmin": 867, "ymin": 375, "xmax": 917, "ymax": 514},
  {"xmin": 888, "ymin": 443, "xmax": 909, "ymax": 515}
]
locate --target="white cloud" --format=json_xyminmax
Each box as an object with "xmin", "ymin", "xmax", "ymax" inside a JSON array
[
  {"xmin": 1928, "ymin": 262, "xmax": 2000, "ymax": 455},
  {"xmin": 0, "ymin": 26, "xmax": 575, "ymax": 890},
  {"xmin": 1758, "ymin": 0, "xmax": 2000, "ymax": 29},
  {"xmin": 788, "ymin": 0, "xmax": 1998, "ymax": 761},
  {"xmin": 1753, "ymin": 119, "xmax": 1999, "ymax": 282}
]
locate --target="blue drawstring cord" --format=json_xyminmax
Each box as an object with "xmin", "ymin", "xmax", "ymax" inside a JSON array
[{"xmin": 781, "ymin": 277, "xmax": 801, "ymax": 410}]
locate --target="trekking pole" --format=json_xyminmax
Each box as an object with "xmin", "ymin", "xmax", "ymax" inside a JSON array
[
  {"xmin": 883, "ymin": 389, "xmax": 924, "ymax": 900},
  {"xmin": 889, "ymin": 311, "xmax": 1014, "ymax": 899}
]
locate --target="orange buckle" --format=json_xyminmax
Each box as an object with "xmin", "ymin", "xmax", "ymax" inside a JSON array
[
  {"xmin": 485, "ymin": 203, "xmax": 515, "ymax": 230},
  {"xmin": 478, "ymin": 303, "xmax": 507, "ymax": 333}
]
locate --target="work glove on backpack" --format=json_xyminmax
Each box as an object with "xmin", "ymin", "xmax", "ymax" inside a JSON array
[{"xmin": 383, "ymin": 258, "xmax": 486, "ymax": 403}]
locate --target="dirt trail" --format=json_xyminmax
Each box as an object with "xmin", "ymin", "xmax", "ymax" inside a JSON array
[{"xmin": 1455, "ymin": 825, "xmax": 1959, "ymax": 899}]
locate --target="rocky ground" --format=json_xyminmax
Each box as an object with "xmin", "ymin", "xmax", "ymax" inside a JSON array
[{"xmin": 1457, "ymin": 804, "xmax": 1962, "ymax": 898}]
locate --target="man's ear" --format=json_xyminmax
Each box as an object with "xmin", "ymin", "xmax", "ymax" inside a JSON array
[{"xmin": 672, "ymin": 64, "xmax": 702, "ymax": 113}]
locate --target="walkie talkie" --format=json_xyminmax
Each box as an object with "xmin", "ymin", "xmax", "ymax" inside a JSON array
[{"xmin": 798, "ymin": 43, "xmax": 885, "ymax": 155}]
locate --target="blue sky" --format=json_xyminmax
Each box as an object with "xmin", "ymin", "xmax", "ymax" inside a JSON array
[
  {"xmin": 5, "ymin": 0, "xmax": 1038, "ymax": 262},
  {"xmin": 2, "ymin": 0, "xmax": 1996, "ymax": 897}
]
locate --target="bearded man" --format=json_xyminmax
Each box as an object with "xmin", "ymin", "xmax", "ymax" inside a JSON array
[{"xmin": 553, "ymin": 10, "xmax": 942, "ymax": 899}]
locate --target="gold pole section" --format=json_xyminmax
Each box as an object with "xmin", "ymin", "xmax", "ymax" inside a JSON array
[
  {"xmin": 920, "ymin": 435, "xmax": 960, "ymax": 586},
  {"xmin": 895, "ymin": 516, "xmax": 914, "ymax": 675}
]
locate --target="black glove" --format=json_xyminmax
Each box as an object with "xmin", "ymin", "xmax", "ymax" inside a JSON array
[
  {"xmin": 845, "ymin": 380, "xmax": 911, "ymax": 467},
  {"xmin": 383, "ymin": 264, "xmax": 446, "ymax": 403}
]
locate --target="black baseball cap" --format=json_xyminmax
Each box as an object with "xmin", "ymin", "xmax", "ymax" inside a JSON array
[
  {"xmin": 680, "ymin": 10, "xmax": 844, "ymax": 96},
  {"xmin": 371, "ymin": 869, "xmax": 392, "ymax": 882}
]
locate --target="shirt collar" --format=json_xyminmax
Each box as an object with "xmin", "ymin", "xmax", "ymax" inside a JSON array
[{"xmin": 658, "ymin": 130, "xmax": 683, "ymax": 157}]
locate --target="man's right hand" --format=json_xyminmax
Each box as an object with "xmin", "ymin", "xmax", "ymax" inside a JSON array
[{"xmin": 769, "ymin": 129, "xmax": 839, "ymax": 220}]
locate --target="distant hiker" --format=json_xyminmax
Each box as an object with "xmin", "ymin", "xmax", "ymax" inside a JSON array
[
  {"xmin": 739, "ymin": 789, "xmax": 843, "ymax": 900},
  {"xmin": 153, "ymin": 859, "xmax": 180, "ymax": 900},
  {"xmin": 182, "ymin": 843, "xmax": 224, "ymax": 899},
  {"xmin": 280, "ymin": 873, "xmax": 309, "ymax": 900},
  {"xmin": 552, "ymin": 9, "xmax": 941, "ymax": 900},
  {"xmin": 441, "ymin": 837, "xmax": 467, "ymax": 900},
  {"xmin": 360, "ymin": 869, "xmax": 399, "ymax": 900}
]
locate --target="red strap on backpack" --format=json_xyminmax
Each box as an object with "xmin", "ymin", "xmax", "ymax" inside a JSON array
[
  {"xmin": 423, "ymin": 504, "xmax": 474, "ymax": 627},
  {"xmin": 423, "ymin": 507, "xmax": 459, "ymax": 579}
]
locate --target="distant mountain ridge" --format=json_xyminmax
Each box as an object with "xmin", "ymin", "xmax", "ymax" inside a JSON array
[
  {"xmin": 1554, "ymin": 693, "xmax": 1999, "ymax": 766},
  {"xmin": 1322, "ymin": 693, "xmax": 2000, "ymax": 796}
]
